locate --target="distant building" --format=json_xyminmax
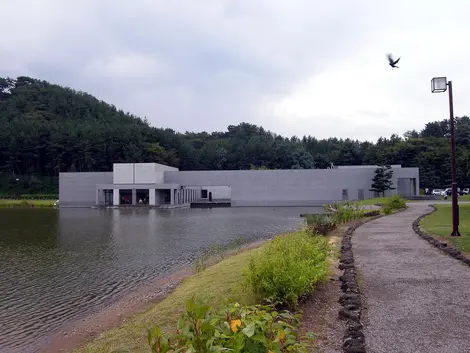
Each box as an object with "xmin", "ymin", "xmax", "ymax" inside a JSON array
[{"xmin": 58, "ymin": 163, "xmax": 419, "ymax": 207}]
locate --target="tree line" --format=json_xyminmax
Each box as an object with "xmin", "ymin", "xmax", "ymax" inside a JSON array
[{"xmin": 1, "ymin": 76, "xmax": 469, "ymax": 194}]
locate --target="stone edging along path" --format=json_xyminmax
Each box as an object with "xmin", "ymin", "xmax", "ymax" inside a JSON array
[
  {"xmin": 337, "ymin": 215, "xmax": 384, "ymax": 353},
  {"xmin": 337, "ymin": 205, "xmax": 470, "ymax": 353},
  {"xmin": 336, "ymin": 210, "xmax": 405, "ymax": 353},
  {"xmin": 412, "ymin": 204, "xmax": 470, "ymax": 267}
]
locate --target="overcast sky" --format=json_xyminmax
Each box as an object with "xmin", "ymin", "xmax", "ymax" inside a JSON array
[{"xmin": 1, "ymin": 0, "xmax": 469, "ymax": 141}]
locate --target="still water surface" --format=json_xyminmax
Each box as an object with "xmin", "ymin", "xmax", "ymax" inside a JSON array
[{"xmin": 0, "ymin": 206, "xmax": 322, "ymax": 353}]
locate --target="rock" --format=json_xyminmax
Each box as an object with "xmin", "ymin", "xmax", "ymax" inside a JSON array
[
  {"xmin": 339, "ymin": 294, "xmax": 361, "ymax": 306},
  {"xmin": 345, "ymin": 304, "xmax": 360, "ymax": 311},
  {"xmin": 342, "ymin": 337, "xmax": 366, "ymax": 353},
  {"xmin": 345, "ymin": 321, "xmax": 364, "ymax": 332},
  {"xmin": 344, "ymin": 329, "xmax": 365, "ymax": 341},
  {"xmin": 341, "ymin": 281, "xmax": 359, "ymax": 291},
  {"xmin": 342, "ymin": 298, "xmax": 362, "ymax": 307},
  {"xmin": 340, "ymin": 254, "xmax": 355, "ymax": 264},
  {"xmin": 454, "ymin": 254, "xmax": 465, "ymax": 261},
  {"xmin": 339, "ymin": 308, "xmax": 360, "ymax": 321},
  {"xmin": 339, "ymin": 263, "xmax": 355, "ymax": 270}
]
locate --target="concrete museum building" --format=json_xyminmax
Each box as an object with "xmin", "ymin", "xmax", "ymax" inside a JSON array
[{"xmin": 58, "ymin": 163, "xmax": 420, "ymax": 207}]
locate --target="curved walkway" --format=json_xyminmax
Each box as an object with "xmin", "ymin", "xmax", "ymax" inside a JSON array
[{"xmin": 353, "ymin": 203, "xmax": 470, "ymax": 353}]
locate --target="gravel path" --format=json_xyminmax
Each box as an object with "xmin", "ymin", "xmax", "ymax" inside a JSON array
[{"xmin": 353, "ymin": 203, "xmax": 470, "ymax": 353}]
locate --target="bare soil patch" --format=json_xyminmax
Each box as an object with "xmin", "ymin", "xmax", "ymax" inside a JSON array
[{"xmin": 299, "ymin": 226, "xmax": 346, "ymax": 353}]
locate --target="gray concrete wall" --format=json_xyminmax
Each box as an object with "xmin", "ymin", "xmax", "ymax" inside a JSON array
[
  {"xmin": 59, "ymin": 166, "xmax": 419, "ymax": 207},
  {"xmin": 59, "ymin": 172, "xmax": 113, "ymax": 207},
  {"xmin": 163, "ymin": 168, "xmax": 418, "ymax": 206},
  {"xmin": 113, "ymin": 163, "xmax": 179, "ymax": 184},
  {"xmin": 164, "ymin": 167, "xmax": 420, "ymax": 206}
]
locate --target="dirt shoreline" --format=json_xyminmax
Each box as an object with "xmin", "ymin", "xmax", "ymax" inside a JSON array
[
  {"xmin": 300, "ymin": 226, "xmax": 345, "ymax": 353},
  {"xmin": 40, "ymin": 239, "xmax": 269, "ymax": 353}
]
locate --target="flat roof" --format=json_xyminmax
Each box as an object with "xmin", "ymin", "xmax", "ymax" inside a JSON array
[{"xmin": 96, "ymin": 183, "xmax": 181, "ymax": 190}]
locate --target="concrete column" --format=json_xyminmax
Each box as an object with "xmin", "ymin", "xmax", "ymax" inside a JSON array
[
  {"xmin": 155, "ymin": 190, "xmax": 161, "ymax": 205},
  {"xmin": 170, "ymin": 189, "xmax": 174, "ymax": 205},
  {"xmin": 95, "ymin": 189, "xmax": 100, "ymax": 205},
  {"xmin": 113, "ymin": 189, "xmax": 120, "ymax": 206},
  {"xmin": 132, "ymin": 189, "xmax": 137, "ymax": 205},
  {"xmin": 149, "ymin": 189, "xmax": 156, "ymax": 206}
]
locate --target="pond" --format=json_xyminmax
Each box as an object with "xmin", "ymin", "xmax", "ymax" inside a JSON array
[{"xmin": 0, "ymin": 206, "xmax": 323, "ymax": 353}]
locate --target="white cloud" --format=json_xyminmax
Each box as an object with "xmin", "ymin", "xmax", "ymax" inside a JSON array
[
  {"xmin": 84, "ymin": 53, "xmax": 171, "ymax": 80},
  {"xmin": 1, "ymin": 0, "xmax": 470, "ymax": 141}
]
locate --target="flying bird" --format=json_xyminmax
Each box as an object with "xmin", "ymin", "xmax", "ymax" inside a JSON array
[{"xmin": 387, "ymin": 53, "xmax": 401, "ymax": 69}]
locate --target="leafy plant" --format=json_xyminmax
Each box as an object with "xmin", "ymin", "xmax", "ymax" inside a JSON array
[
  {"xmin": 246, "ymin": 231, "xmax": 330, "ymax": 307},
  {"xmin": 382, "ymin": 205, "xmax": 393, "ymax": 215},
  {"xmin": 147, "ymin": 296, "xmax": 312, "ymax": 353},
  {"xmin": 305, "ymin": 202, "xmax": 366, "ymax": 235},
  {"xmin": 305, "ymin": 214, "xmax": 337, "ymax": 235},
  {"xmin": 324, "ymin": 202, "xmax": 365, "ymax": 223},
  {"xmin": 363, "ymin": 209, "xmax": 380, "ymax": 217},
  {"xmin": 384, "ymin": 195, "xmax": 407, "ymax": 210}
]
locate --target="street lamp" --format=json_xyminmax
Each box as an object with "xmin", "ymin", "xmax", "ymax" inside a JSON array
[
  {"xmin": 431, "ymin": 77, "xmax": 461, "ymax": 236},
  {"xmin": 15, "ymin": 178, "xmax": 19, "ymax": 199}
]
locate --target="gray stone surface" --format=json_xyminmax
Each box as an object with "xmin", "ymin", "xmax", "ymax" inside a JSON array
[{"xmin": 353, "ymin": 203, "xmax": 470, "ymax": 353}]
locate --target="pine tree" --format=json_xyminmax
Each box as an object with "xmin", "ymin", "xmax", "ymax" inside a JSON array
[{"xmin": 370, "ymin": 165, "xmax": 396, "ymax": 197}]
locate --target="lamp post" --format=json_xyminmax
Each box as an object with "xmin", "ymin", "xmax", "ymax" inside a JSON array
[
  {"xmin": 15, "ymin": 178, "xmax": 19, "ymax": 199},
  {"xmin": 431, "ymin": 77, "xmax": 461, "ymax": 236}
]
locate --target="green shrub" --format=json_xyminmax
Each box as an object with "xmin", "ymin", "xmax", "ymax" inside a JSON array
[
  {"xmin": 324, "ymin": 202, "xmax": 365, "ymax": 223},
  {"xmin": 246, "ymin": 231, "xmax": 330, "ymax": 307},
  {"xmin": 363, "ymin": 210, "xmax": 380, "ymax": 217},
  {"xmin": 148, "ymin": 296, "xmax": 312, "ymax": 353},
  {"xmin": 305, "ymin": 214, "xmax": 337, "ymax": 235},
  {"xmin": 384, "ymin": 195, "xmax": 406, "ymax": 210},
  {"xmin": 383, "ymin": 205, "xmax": 393, "ymax": 215},
  {"xmin": 19, "ymin": 194, "xmax": 58, "ymax": 200},
  {"xmin": 305, "ymin": 202, "xmax": 366, "ymax": 235}
]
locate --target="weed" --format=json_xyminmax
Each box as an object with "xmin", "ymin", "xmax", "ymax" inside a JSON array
[
  {"xmin": 245, "ymin": 231, "xmax": 330, "ymax": 308},
  {"xmin": 148, "ymin": 296, "xmax": 312, "ymax": 353}
]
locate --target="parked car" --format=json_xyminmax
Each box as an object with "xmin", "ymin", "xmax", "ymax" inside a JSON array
[
  {"xmin": 431, "ymin": 189, "xmax": 443, "ymax": 196},
  {"xmin": 463, "ymin": 188, "xmax": 469, "ymax": 195},
  {"xmin": 443, "ymin": 187, "xmax": 463, "ymax": 196}
]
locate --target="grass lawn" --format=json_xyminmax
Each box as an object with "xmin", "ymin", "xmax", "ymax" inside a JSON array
[
  {"xmin": 357, "ymin": 197, "xmax": 392, "ymax": 206},
  {"xmin": 457, "ymin": 194, "xmax": 470, "ymax": 202},
  {"xmin": 0, "ymin": 199, "xmax": 55, "ymax": 207},
  {"xmin": 437, "ymin": 194, "xmax": 470, "ymax": 202},
  {"xmin": 74, "ymin": 246, "xmax": 263, "ymax": 353},
  {"xmin": 420, "ymin": 204, "xmax": 470, "ymax": 254}
]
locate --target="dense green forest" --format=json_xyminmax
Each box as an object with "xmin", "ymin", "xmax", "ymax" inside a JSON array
[{"xmin": 1, "ymin": 76, "xmax": 470, "ymax": 194}]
